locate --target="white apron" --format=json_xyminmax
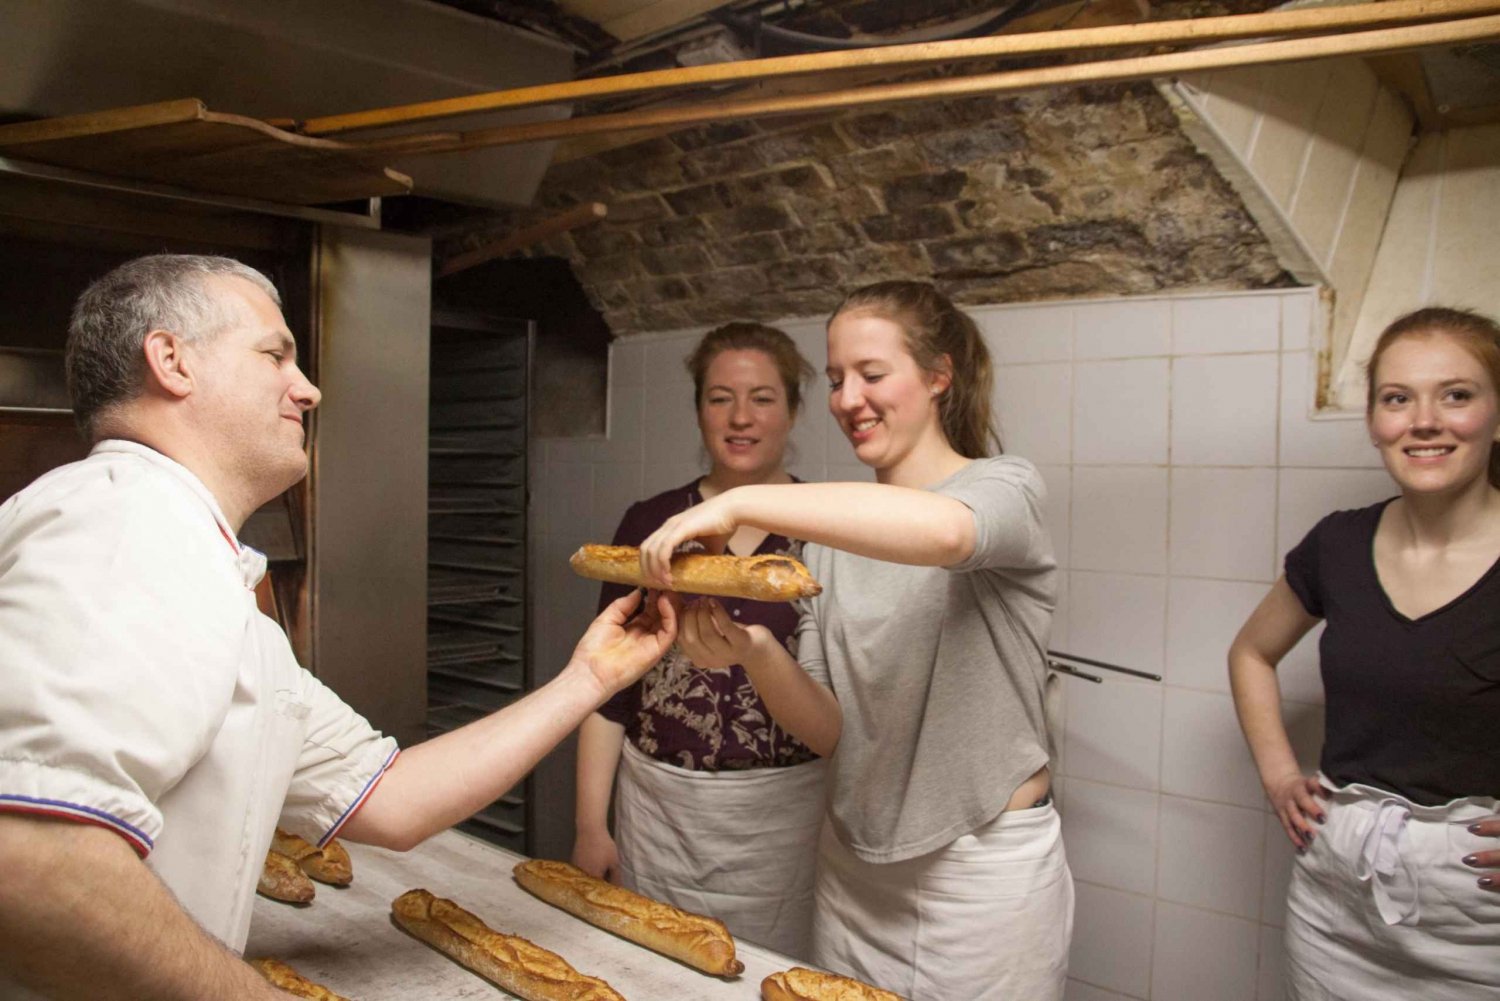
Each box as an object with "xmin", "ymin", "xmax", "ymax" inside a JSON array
[
  {"xmin": 811, "ymin": 802, "xmax": 1074, "ymax": 1001},
  {"xmin": 1285, "ymin": 775, "xmax": 1500, "ymax": 1000},
  {"xmin": 614, "ymin": 741, "xmax": 826, "ymax": 959}
]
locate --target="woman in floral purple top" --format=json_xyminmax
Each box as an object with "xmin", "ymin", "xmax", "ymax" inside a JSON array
[{"xmin": 572, "ymin": 322, "xmax": 826, "ymax": 957}]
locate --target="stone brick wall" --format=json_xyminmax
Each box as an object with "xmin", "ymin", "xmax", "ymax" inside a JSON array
[{"xmin": 439, "ymin": 80, "xmax": 1293, "ymax": 335}]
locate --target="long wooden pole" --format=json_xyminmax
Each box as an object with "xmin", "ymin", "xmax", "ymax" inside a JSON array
[
  {"xmin": 360, "ymin": 12, "xmax": 1500, "ymax": 158},
  {"xmin": 435, "ymin": 202, "xmax": 608, "ymax": 279},
  {"xmin": 299, "ymin": 0, "xmax": 1500, "ymax": 136}
]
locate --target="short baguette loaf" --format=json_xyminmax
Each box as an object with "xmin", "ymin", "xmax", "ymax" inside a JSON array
[
  {"xmin": 570, "ymin": 544, "xmax": 821, "ymax": 602},
  {"xmin": 514, "ymin": 859, "xmax": 745, "ymax": 977},
  {"xmin": 390, "ymin": 888, "xmax": 623, "ymax": 1001},
  {"xmin": 761, "ymin": 967, "xmax": 905, "ymax": 1001},
  {"xmin": 248, "ymin": 957, "xmax": 352, "ymax": 1000},
  {"xmin": 272, "ymin": 829, "xmax": 353, "ymax": 886},
  {"xmin": 257, "ymin": 850, "xmax": 315, "ymax": 904}
]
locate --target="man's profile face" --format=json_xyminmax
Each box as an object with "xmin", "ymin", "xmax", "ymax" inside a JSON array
[{"xmin": 189, "ymin": 276, "xmax": 321, "ymax": 503}]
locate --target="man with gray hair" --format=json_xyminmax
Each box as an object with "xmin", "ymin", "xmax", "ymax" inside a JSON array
[{"xmin": 0, "ymin": 254, "xmax": 679, "ymax": 1000}]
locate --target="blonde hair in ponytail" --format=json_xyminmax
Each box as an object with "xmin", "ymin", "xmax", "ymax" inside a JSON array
[{"xmin": 830, "ymin": 281, "xmax": 1001, "ymax": 459}]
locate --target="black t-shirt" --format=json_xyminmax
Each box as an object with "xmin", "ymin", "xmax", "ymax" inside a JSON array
[{"xmin": 1285, "ymin": 499, "xmax": 1500, "ymax": 804}]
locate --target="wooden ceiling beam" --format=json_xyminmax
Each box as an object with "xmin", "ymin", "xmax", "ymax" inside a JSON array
[
  {"xmin": 361, "ymin": 13, "xmax": 1500, "ymax": 159},
  {"xmin": 296, "ymin": 0, "xmax": 1500, "ymax": 137},
  {"xmin": 548, "ymin": 0, "xmax": 1147, "ymax": 164}
]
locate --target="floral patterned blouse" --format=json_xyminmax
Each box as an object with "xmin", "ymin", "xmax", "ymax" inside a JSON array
[{"xmin": 595, "ymin": 479, "xmax": 820, "ymax": 771}]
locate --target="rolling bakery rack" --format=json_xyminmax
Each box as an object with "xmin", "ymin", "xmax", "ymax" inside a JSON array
[{"xmin": 425, "ymin": 310, "xmax": 535, "ymax": 854}]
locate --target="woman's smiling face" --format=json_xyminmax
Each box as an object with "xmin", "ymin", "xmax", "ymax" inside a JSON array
[
  {"xmin": 1368, "ymin": 330, "xmax": 1500, "ymax": 497},
  {"xmin": 698, "ymin": 348, "xmax": 794, "ymax": 481},
  {"xmin": 825, "ymin": 310, "xmax": 947, "ymax": 475}
]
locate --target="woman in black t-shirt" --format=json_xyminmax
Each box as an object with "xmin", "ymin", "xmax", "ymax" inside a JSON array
[{"xmin": 1229, "ymin": 307, "xmax": 1500, "ymax": 1000}]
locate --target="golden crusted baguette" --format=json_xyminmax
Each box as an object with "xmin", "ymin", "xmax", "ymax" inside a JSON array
[
  {"xmin": 761, "ymin": 967, "xmax": 905, "ymax": 1001},
  {"xmin": 273, "ymin": 829, "xmax": 353, "ymax": 886},
  {"xmin": 514, "ymin": 859, "xmax": 744, "ymax": 977},
  {"xmin": 248, "ymin": 957, "xmax": 352, "ymax": 1000},
  {"xmin": 570, "ymin": 544, "xmax": 821, "ymax": 602},
  {"xmin": 257, "ymin": 850, "xmax": 315, "ymax": 904},
  {"xmin": 390, "ymin": 888, "xmax": 624, "ymax": 1001}
]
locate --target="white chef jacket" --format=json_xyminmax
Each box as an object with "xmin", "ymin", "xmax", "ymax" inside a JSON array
[{"xmin": 0, "ymin": 440, "xmax": 399, "ymax": 957}]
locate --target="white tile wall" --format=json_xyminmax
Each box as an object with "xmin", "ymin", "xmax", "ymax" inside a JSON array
[
  {"xmin": 1062, "ymin": 778, "xmax": 1160, "ymax": 896},
  {"xmin": 589, "ymin": 462, "xmax": 644, "ymax": 542},
  {"xmin": 1168, "ymin": 467, "xmax": 1277, "ymax": 581},
  {"xmin": 1279, "ymin": 291, "xmax": 1316, "ymax": 353},
  {"xmin": 1157, "ymin": 796, "xmax": 1265, "ymax": 920},
  {"xmin": 1072, "ymin": 883, "xmax": 1156, "ymax": 998},
  {"xmin": 1052, "ymin": 570, "xmax": 1073, "ymax": 652},
  {"xmin": 1275, "ymin": 623, "xmax": 1326, "ymax": 705},
  {"xmin": 530, "ymin": 287, "xmax": 1391, "ymax": 1000},
  {"xmin": 1172, "ymin": 294, "xmax": 1281, "ymax": 355},
  {"xmin": 609, "ymin": 336, "xmax": 646, "ymax": 389},
  {"xmin": 1064, "ymin": 673, "xmax": 1163, "ymax": 792},
  {"xmin": 594, "ymin": 380, "xmax": 645, "ymax": 464},
  {"xmin": 1165, "ymin": 577, "xmax": 1269, "ymax": 692},
  {"xmin": 1277, "ymin": 350, "xmax": 1384, "ymax": 469},
  {"xmin": 1152, "ymin": 903, "xmax": 1259, "ymax": 1001},
  {"xmin": 1066, "ymin": 980, "xmax": 1142, "ymax": 1001},
  {"xmin": 1072, "ymin": 467, "xmax": 1169, "ymax": 574},
  {"xmin": 1170, "ymin": 353, "xmax": 1278, "ymax": 466},
  {"xmin": 1066, "ymin": 571, "xmax": 1168, "ymax": 673},
  {"xmin": 1037, "ymin": 463, "xmax": 1071, "ymax": 568},
  {"xmin": 1257, "ymin": 924, "xmax": 1289, "ymax": 1001},
  {"xmin": 1073, "ymin": 359, "xmax": 1171, "ymax": 464},
  {"xmin": 978, "ymin": 302, "xmax": 1075, "ymax": 363},
  {"xmin": 995, "ymin": 362, "xmax": 1072, "ymax": 464},
  {"xmin": 1160, "ymin": 688, "xmax": 1264, "ymax": 810},
  {"xmin": 1075, "ymin": 299, "xmax": 1171, "ymax": 360},
  {"xmin": 1260, "ymin": 812, "xmax": 1297, "ymax": 929}
]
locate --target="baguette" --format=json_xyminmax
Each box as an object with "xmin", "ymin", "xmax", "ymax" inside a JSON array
[
  {"xmin": 390, "ymin": 888, "xmax": 624, "ymax": 1001},
  {"xmin": 514, "ymin": 858, "xmax": 744, "ymax": 977},
  {"xmin": 570, "ymin": 544, "xmax": 821, "ymax": 602},
  {"xmin": 248, "ymin": 957, "xmax": 352, "ymax": 1000},
  {"xmin": 762, "ymin": 967, "xmax": 905, "ymax": 1001},
  {"xmin": 272, "ymin": 828, "xmax": 353, "ymax": 886},
  {"xmin": 257, "ymin": 849, "xmax": 315, "ymax": 904}
]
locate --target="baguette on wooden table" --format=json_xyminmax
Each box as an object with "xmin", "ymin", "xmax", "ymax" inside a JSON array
[
  {"xmin": 390, "ymin": 888, "xmax": 625, "ymax": 1001},
  {"xmin": 514, "ymin": 858, "xmax": 744, "ymax": 977},
  {"xmin": 248, "ymin": 957, "xmax": 353, "ymax": 1000},
  {"xmin": 570, "ymin": 544, "xmax": 821, "ymax": 602},
  {"xmin": 761, "ymin": 966, "xmax": 906, "ymax": 1001},
  {"xmin": 272, "ymin": 828, "xmax": 354, "ymax": 886}
]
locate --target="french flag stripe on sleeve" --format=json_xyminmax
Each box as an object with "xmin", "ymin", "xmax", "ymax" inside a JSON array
[
  {"xmin": 318, "ymin": 746, "xmax": 401, "ymax": 848},
  {"xmin": 0, "ymin": 794, "xmax": 153, "ymax": 857}
]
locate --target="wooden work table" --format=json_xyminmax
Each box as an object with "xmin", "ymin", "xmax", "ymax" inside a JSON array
[{"xmin": 246, "ymin": 829, "xmax": 800, "ymax": 999}]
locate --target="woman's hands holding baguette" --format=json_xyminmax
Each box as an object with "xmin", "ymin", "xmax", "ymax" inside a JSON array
[
  {"xmin": 570, "ymin": 588, "xmax": 682, "ymax": 698},
  {"xmin": 679, "ymin": 598, "xmax": 771, "ymax": 671}
]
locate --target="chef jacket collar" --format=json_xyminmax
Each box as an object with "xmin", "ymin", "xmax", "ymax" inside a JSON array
[{"xmin": 90, "ymin": 439, "xmax": 268, "ymax": 589}]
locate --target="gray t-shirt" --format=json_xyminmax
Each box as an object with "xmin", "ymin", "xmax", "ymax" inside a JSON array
[{"xmin": 796, "ymin": 456, "xmax": 1057, "ymax": 863}]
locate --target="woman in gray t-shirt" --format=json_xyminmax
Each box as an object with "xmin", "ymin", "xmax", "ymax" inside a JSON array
[{"xmin": 638, "ymin": 281, "xmax": 1073, "ymax": 1001}]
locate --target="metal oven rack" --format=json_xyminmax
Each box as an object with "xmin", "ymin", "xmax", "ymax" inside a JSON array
[{"xmin": 427, "ymin": 310, "xmax": 533, "ymax": 854}]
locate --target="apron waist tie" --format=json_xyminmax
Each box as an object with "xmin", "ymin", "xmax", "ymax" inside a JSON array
[{"xmin": 1354, "ymin": 798, "xmax": 1419, "ymax": 926}]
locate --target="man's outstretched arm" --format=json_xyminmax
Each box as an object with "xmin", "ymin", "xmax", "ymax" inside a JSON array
[{"xmin": 340, "ymin": 589, "xmax": 678, "ymax": 851}]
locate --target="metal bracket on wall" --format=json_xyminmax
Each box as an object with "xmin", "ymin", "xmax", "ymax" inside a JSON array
[{"xmin": 1047, "ymin": 650, "xmax": 1162, "ymax": 684}]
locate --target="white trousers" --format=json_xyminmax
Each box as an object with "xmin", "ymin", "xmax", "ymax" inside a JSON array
[
  {"xmin": 1285, "ymin": 776, "xmax": 1500, "ymax": 1001},
  {"xmin": 614, "ymin": 742, "xmax": 826, "ymax": 959},
  {"xmin": 811, "ymin": 803, "xmax": 1074, "ymax": 1000}
]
